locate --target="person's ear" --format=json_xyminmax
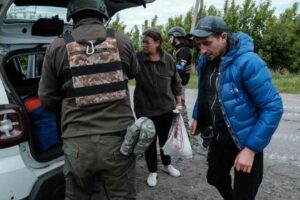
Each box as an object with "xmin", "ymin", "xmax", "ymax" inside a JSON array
[
  {"xmin": 221, "ymin": 32, "xmax": 228, "ymax": 40},
  {"xmin": 155, "ymin": 40, "xmax": 160, "ymax": 48}
]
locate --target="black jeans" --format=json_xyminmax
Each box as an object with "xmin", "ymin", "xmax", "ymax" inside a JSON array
[
  {"xmin": 138, "ymin": 111, "xmax": 174, "ymax": 172},
  {"xmin": 206, "ymin": 139, "xmax": 263, "ymax": 200}
]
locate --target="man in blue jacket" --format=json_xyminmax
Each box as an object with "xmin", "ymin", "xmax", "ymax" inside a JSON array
[{"xmin": 188, "ymin": 16, "xmax": 283, "ymax": 200}]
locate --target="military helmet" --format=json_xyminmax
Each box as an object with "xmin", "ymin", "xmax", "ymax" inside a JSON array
[
  {"xmin": 67, "ymin": 0, "xmax": 109, "ymax": 21},
  {"xmin": 168, "ymin": 26, "xmax": 187, "ymax": 38}
]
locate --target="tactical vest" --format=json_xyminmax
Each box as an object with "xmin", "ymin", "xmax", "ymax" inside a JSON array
[
  {"xmin": 63, "ymin": 29, "xmax": 126, "ymax": 107},
  {"xmin": 173, "ymin": 47, "xmax": 186, "ymax": 70}
]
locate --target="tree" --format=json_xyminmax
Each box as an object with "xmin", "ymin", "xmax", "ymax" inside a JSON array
[
  {"xmin": 130, "ymin": 25, "xmax": 141, "ymax": 51},
  {"xmin": 207, "ymin": 5, "xmax": 221, "ymax": 16},
  {"xmin": 110, "ymin": 0, "xmax": 299, "ymax": 72},
  {"xmin": 184, "ymin": 9, "xmax": 193, "ymax": 32},
  {"xmin": 238, "ymin": 0, "xmax": 256, "ymax": 33},
  {"xmin": 223, "ymin": 0, "xmax": 240, "ymax": 32},
  {"xmin": 260, "ymin": 2, "xmax": 299, "ymax": 71},
  {"xmin": 108, "ymin": 14, "xmax": 126, "ymax": 33}
]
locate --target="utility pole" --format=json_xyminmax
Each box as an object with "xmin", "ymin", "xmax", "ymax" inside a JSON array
[{"xmin": 191, "ymin": 0, "xmax": 202, "ymax": 31}]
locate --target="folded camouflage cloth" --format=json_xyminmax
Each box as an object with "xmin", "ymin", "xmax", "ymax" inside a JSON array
[{"xmin": 120, "ymin": 117, "xmax": 155, "ymax": 156}]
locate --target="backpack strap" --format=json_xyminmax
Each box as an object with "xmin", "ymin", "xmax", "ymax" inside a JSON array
[
  {"xmin": 62, "ymin": 31, "xmax": 75, "ymax": 44},
  {"xmin": 106, "ymin": 28, "xmax": 115, "ymax": 38}
]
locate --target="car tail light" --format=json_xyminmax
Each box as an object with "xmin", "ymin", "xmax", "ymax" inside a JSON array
[{"xmin": 0, "ymin": 104, "xmax": 28, "ymax": 148}]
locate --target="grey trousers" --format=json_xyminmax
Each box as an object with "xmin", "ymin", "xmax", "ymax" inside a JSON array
[{"xmin": 63, "ymin": 133, "xmax": 136, "ymax": 200}]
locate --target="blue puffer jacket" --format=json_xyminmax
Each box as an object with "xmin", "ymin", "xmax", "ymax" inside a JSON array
[{"xmin": 192, "ymin": 32, "xmax": 283, "ymax": 152}]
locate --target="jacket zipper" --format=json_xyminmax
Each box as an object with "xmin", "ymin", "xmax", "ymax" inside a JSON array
[
  {"xmin": 209, "ymin": 66, "xmax": 218, "ymax": 139},
  {"xmin": 216, "ymin": 59, "xmax": 241, "ymax": 149}
]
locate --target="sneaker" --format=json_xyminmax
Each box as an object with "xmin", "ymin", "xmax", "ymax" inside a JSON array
[
  {"xmin": 147, "ymin": 172, "xmax": 157, "ymax": 187},
  {"xmin": 164, "ymin": 165, "xmax": 181, "ymax": 177}
]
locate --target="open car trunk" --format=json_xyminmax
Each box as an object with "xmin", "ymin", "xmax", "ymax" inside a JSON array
[
  {"xmin": 6, "ymin": 0, "xmax": 155, "ymax": 18},
  {"xmin": 3, "ymin": 49, "xmax": 64, "ymax": 162},
  {"xmin": 0, "ymin": 0, "xmax": 155, "ymax": 163}
]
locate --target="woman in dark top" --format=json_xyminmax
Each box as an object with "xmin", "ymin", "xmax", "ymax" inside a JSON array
[{"xmin": 134, "ymin": 28, "xmax": 183, "ymax": 187}]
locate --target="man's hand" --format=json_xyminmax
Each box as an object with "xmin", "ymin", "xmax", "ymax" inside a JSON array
[
  {"xmin": 190, "ymin": 120, "xmax": 200, "ymax": 136},
  {"xmin": 234, "ymin": 147, "xmax": 255, "ymax": 173}
]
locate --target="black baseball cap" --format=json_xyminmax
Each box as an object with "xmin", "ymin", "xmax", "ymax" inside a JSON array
[{"xmin": 187, "ymin": 16, "xmax": 228, "ymax": 38}]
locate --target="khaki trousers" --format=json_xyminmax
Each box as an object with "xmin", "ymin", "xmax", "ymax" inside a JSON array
[{"xmin": 63, "ymin": 133, "xmax": 136, "ymax": 200}]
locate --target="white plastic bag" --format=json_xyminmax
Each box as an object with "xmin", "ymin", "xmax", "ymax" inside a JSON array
[{"xmin": 162, "ymin": 114, "xmax": 193, "ymax": 158}]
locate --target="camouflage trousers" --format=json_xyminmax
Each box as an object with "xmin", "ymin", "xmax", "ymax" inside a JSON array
[{"xmin": 63, "ymin": 133, "xmax": 136, "ymax": 200}]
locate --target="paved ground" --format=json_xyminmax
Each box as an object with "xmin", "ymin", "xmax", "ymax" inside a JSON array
[{"xmin": 129, "ymin": 87, "xmax": 300, "ymax": 200}]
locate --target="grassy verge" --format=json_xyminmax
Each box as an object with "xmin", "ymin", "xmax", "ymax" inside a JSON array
[
  {"xmin": 129, "ymin": 71, "xmax": 300, "ymax": 94},
  {"xmin": 187, "ymin": 71, "xmax": 300, "ymax": 93},
  {"xmin": 271, "ymin": 71, "xmax": 300, "ymax": 93}
]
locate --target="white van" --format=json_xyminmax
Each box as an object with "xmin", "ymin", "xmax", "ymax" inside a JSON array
[{"xmin": 0, "ymin": 1, "xmax": 154, "ymax": 199}]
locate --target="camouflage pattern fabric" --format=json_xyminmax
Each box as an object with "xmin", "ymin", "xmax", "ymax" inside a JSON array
[
  {"xmin": 65, "ymin": 33, "xmax": 126, "ymax": 106},
  {"xmin": 133, "ymin": 117, "xmax": 155, "ymax": 155},
  {"xmin": 120, "ymin": 117, "xmax": 156, "ymax": 156}
]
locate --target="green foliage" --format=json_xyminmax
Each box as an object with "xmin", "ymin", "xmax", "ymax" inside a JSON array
[
  {"xmin": 183, "ymin": 10, "xmax": 193, "ymax": 32},
  {"xmin": 223, "ymin": 0, "xmax": 240, "ymax": 32},
  {"xmin": 184, "ymin": 72, "xmax": 300, "ymax": 93},
  {"xmin": 114, "ymin": 0, "xmax": 299, "ymax": 74},
  {"xmin": 207, "ymin": 5, "xmax": 221, "ymax": 16},
  {"xmin": 259, "ymin": 3, "xmax": 299, "ymax": 72},
  {"xmin": 130, "ymin": 25, "xmax": 141, "ymax": 51},
  {"xmin": 108, "ymin": 14, "xmax": 126, "ymax": 33},
  {"xmin": 270, "ymin": 70, "xmax": 300, "ymax": 93}
]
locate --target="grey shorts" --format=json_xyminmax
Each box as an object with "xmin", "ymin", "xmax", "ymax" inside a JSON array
[{"xmin": 63, "ymin": 133, "xmax": 136, "ymax": 200}]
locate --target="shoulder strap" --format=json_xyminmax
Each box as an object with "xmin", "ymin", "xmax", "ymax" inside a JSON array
[
  {"xmin": 62, "ymin": 32, "xmax": 75, "ymax": 44},
  {"xmin": 106, "ymin": 28, "xmax": 115, "ymax": 38}
]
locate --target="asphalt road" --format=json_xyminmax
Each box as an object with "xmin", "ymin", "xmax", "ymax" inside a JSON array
[{"xmin": 129, "ymin": 86, "xmax": 300, "ymax": 200}]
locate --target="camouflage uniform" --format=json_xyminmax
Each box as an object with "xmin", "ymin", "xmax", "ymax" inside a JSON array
[{"xmin": 39, "ymin": 17, "xmax": 139, "ymax": 200}]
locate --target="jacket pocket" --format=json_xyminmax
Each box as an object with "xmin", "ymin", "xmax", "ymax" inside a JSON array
[{"xmin": 155, "ymin": 74, "xmax": 171, "ymax": 92}]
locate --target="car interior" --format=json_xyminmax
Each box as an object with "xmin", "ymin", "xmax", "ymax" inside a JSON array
[{"xmin": 3, "ymin": 51, "xmax": 63, "ymax": 162}]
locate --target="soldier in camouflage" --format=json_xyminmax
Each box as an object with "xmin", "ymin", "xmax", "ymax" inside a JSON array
[{"xmin": 38, "ymin": 0, "xmax": 140, "ymax": 199}]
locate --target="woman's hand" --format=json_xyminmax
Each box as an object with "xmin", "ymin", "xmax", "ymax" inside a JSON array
[{"xmin": 190, "ymin": 120, "xmax": 200, "ymax": 136}]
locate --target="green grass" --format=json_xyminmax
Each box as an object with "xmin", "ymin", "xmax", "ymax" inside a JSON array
[
  {"xmin": 187, "ymin": 72, "xmax": 300, "ymax": 93},
  {"xmin": 186, "ymin": 74, "xmax": 198, "ymax": 89},
  {"xmin": 271, "ymin": 71, "xmax": 300, "ymax": 94},
  {"xmin": 129, "ymin": 71, "xmax": 300, "ymax": 94}
]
